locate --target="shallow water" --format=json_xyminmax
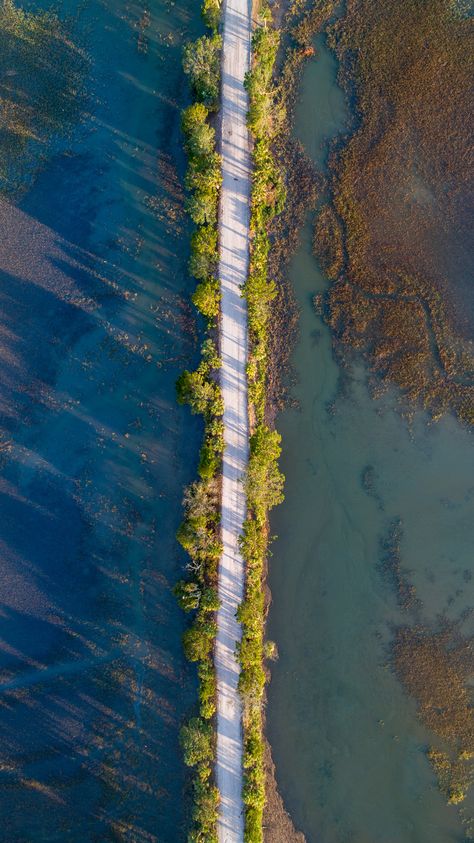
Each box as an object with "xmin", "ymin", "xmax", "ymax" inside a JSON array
[
  {"xmin": 267, "ymin": 33, "xmax": 474, "ymax": 843},
  {"xmin": 0, "ymin": 1, "xmax": 201, "ymax": 840}
]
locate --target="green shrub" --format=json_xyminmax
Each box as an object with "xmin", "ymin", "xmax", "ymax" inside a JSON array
[
  {"xmin": 202, "ymin": 0, "xmax": 221, "ymax": 31},
  {"xmin": 247, "ymin": 425, "xmax": 285, "ymax": 515},
  {"xmin": 198, "ymin": 442, "xmax": 220, "ymax": 479},
  {"xmin": 183, "ymin": 617, "xmax": 217, "ymax": 662},
  {"xmin": 244, "ymin": 806, "xmax": 263, "ymax": 843},
  {"xmin": 175, "ymin": 579, "xmax": 202, "ymax": 612},
  {"xmin": 181, "ymin": 717, "xmax": 214, "ymax": 767},
  {"xmin": 198, "ymin": 657, "xmax": 217, "ymax": 719},
  {"xmin": 178, "ymin": 4, "xmax": 223, "ymax": 843},
  {"xmin": 189, "ymin": 224, "xmax": 219, "ymax": 280},
  {"xmin": 192, "ymin": 277, "xmax": 221, "ymax": 320},
  {"xmin": 183, "ymin": 34, "xmax": 222, "ymax": 109},
  {"xmin": 239, "ymin": 8, "xmax": 287, "ymax": 841},
  {"xmin": 190, "ymin": 778, "xmax": 219, "ymax": 842}
]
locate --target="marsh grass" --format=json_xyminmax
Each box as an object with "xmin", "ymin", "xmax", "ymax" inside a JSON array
[
  {"xmin": 323, "ymin": 0, "xmax": 474, "ymax": 423},
  {"xmin": 0, "ymin": 0, "xmax": 88, "ymax": 195},
  {"xmin": 394, "ymin": 623, "xmax": 474, "ymax": 806}
]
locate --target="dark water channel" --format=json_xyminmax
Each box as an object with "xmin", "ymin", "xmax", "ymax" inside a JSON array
[
  {"xmin": 0, "ymin": 1, "xmax": 201, "ymax": 840},
  {"xmin": 266, "ymin": 34, "xmax": 474, "ymax": 843}
]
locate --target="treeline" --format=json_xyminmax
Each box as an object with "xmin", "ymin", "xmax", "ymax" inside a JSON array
[
  {"xmin": 239, "ymin": 6, "xmax": 286, "ymax": 842},
  {"xmin": 176, "ymin": 3, "xmax": 223, "ymax": 841}
]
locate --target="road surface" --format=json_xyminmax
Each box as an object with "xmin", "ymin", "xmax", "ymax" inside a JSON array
[{"xmin": 215, "ymin": 0, "xmax": 251, "ymax": 839}]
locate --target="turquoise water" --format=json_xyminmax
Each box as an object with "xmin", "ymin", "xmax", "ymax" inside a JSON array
[
  {"xmin": 0, "ymin": 1, "xmax": 201, "ymax": 839},
  {"xmin": 266, "ymin": 34, "xmax": 474, "ymax": 843}
]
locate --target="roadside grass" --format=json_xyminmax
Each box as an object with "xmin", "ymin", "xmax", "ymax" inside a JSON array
[{"xmin": 240, "ymin": 6, "xmax": 286, "ymax": 841}]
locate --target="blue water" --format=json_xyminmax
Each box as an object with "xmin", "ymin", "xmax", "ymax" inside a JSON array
[{"xmin": 0, "ymin": 1, "xmax": 202, "ymax": 839}]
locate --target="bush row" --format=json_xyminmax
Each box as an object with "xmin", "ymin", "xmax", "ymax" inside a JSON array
[
  {"xmin": 177, "ymin": 5, "xmax": 223, "ymax": 841},
  {"xmin": 240, "ymin": 8, "xmax": 286, "ymax": 842}
]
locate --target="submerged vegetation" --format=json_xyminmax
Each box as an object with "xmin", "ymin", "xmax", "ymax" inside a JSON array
[
  {"xmin": 394, "ymin": 623, "xmax": 474, "ymax": 806},
  {"xmin": 177, "ymin": 5, "xmax": 222, "ymax": 841},
  {"xmin": 313, "ymin": 0, "xmax": 474, "ymax": 423},
  {"xmin": 0, "ymin": 0, "xmax": 87, "ymax": 195}
]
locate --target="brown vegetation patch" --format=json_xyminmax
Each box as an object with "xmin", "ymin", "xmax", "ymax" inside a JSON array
[
  {"xmin": 313, "ymin": 203, "xmax": 343, "ymax": 280},
  {"xmin": 394, "ymin": 623, "xmax": 474, "ymax": 804},
  {"xmin": 267, "ymin": 133, "xmax": 320, "ymax": 418},
  {"xmin": 323, "ymin": 0, "xmax": 474, "ymax": 423},
  {"xmin": 263, "ymin": 739, "xmax": 305, "ymax": 843}
]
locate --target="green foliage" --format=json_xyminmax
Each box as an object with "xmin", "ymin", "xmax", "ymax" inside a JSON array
[
  {"xmin": 183, "ymin": 34, "xmax": 222, "ymax": 109},
  {"xmin": 244, "ymin": 807, "xmax": 263, "ymax": 843},
  {"xmin": 198, "ymin": 657, "xmax": 217, "ymax": 719},
  {"xmin": 263, "ymin": 639, "xmax": 278, "ymax": 660},
  {"xmin": 176, "ymin": 480, "xmax": 221, "ymax": 571},
  {"xmin": 176, "ymin": 339, "xmax": 222, "ymax": 421},
  {"xmin": 198, "ymin": 441, "xmax": 220, "ymax": 479},
  {"xmin": 189, "ymin": 224, "xmax": 219, "ymax": 281},
  {"xmin": 178, "ymin": 9, "xmax": 223, "ymax": 841},
  {"xmin": 190, "ymin": 778, "xmax": 219, "ymax": 842},
  {"xmin": 243, "ymin": 16, "xmax": 287, "ymax": 435},
  {"xmin": 175, "ymin": 579, "xmax": 202, "ymax": 612},
  {"xmin": 183, "ymin": 616, "xmax": 218, "ymax": 662},
  {"xmin": 181, "ymin": 717, "xmax": 214, "ymax": 767},
  {"xmin": 239, "ymin": 11, "xmax": 287, "ymax": 842},
  {"xmin": 247, "ymin": 425, "xmax": 285, "ymax": 517},
  {"xmin": 192, "ymin": 277, "xmax": 221, "ymax": 320},
  {"xmin": 202, "ymin": 0, "xmax": 221, "ymax": 31},
  {"xmin": 245, "ymin": 27, "xmax": 282, "ymax": 138}
]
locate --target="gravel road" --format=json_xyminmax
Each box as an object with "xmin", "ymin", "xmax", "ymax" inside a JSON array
[{"xmin": 215, "ymin": 0, "xmax": 251, "ymax": 839}]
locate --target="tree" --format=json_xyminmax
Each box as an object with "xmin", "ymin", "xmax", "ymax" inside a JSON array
[
  {"xmin": 191, "ymin": 778, "xmax": 219, "ymax": 842},
  {"xmin": 247, "ymin": 425, "xmax": 285, "ymax": 513},
  {"xmin": 174, "ymin": 580, "xmax": 201, "ymax": 611},
  {"xmin": 183, "ymin": 619, "xmax": 217, "ymax": 661},
  {"xmin": 189, "ymin": 224, "xmax": 218, "ymax": 280},
  {"xmin": 198, "ymin": 441, "xmax": 220, "ymax": 479},
  {"xmin": 192, "ymin": 277, "xmax": 220, "ymax": 319},
  {"xmin": 183, "ymin": 35, "xmax": 222, "ymax": 109},
  {"xmin": 180, "ymin": 717, "xmax": 213, "ymax": 767},
  {"xmin": 176, "ymin": 368, "xmax": 217, "ymax": 416},
  {"xmin": 202, "ymin": 0, "xmax": 221, "ymax": 31}
]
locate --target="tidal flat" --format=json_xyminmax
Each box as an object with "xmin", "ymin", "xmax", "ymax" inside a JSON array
[
  {"xmin": 0, "ymin": 1, "xmax": 202, "ymax": 839},
  {"xmin": 266, "ymin": 25, "xmax": 474, "ymax": 843}
]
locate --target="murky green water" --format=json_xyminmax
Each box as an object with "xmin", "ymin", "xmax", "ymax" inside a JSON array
[
  {"xmin": 0, "ymin": 1, "xmax": 201, "ymax": 839},
  {"xmin": 267, "ymin": 34, "xmax": 474, "ymax": 843}
]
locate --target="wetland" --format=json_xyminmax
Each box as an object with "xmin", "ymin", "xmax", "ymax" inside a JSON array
[
  {"xmin": 0, "ymin": 0, "xmax": 473, "ymax": 841},
  {"xmin": 0, "ymin": 1, "xmax": 202, "ymax": 839},
  {"xmin": 267, "ymin": 10, "xmax": 474, "ymax": 842}
]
